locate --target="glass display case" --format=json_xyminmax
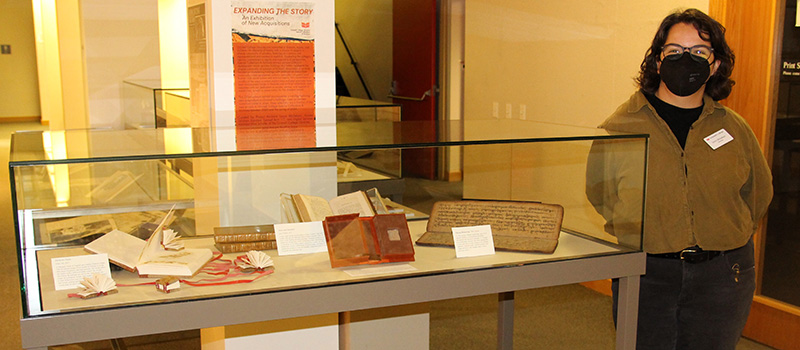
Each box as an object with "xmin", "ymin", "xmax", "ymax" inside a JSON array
[
  {"xmin": 122, "ymin": 80, "xmax": 190, "ymax": 129},
  {"xmin": 336, "ymin": 97, "xmax": 404, "ymax": 201},
  {"xmin": 10, "ymin": 120, "xmax": 647, "ymax": 349},
  {"xmin": 335, "ymin": 96, "xmax": 401, "ymax": 122}
]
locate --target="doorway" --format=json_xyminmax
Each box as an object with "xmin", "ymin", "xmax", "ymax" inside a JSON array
[
  {"xmin": 763, "ymin": 0, "xmax": 800, "ymax": 308},
  {"xmin": 334, "ymin": 0, "xmax": 441, "ymax": 181}
]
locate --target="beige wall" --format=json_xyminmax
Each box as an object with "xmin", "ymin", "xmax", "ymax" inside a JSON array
[
  {"xmin": 334, "ymin": 0, "xmax": 393, "ymax": 102},
  {"xmin": 464, "ymin": 0, "xmax": 708, "ymax": 127},
  {"xmin": 33, "ymin": 0, "xmax": 63, "ymax": 128},
  {"xmin": 57, "ymin": 0, "xmax": 89, "ymax": 130},
  {"xmin": 0, "ymin": 1, "xmax": 40, "ymax": 119},
  {"xmin": 158, "ymin": 0, "xmax": 190, "ymax": 84},
  {"xmin": 82, "ymin": 0, "xmax": 161, "ymax": 129},
  {"xmin": 29, "ymin": 0, "xmax": 89, "ymax": 130},
  {"xmin": 462, "ymin": 0, "xmax": 708, "ymax": 239}
]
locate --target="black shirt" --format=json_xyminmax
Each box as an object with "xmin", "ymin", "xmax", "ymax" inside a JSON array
[{"xmin": 644, "ymin": 92, "xmax": 703, "ymax": 149}]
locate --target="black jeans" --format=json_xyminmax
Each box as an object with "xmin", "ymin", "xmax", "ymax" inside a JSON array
[{"xmin": 613, "ymin": 239, "xmax": 756, "ymax": 350}]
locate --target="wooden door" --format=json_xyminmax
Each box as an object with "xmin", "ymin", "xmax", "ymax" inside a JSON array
[{"xmin": 709, "ymin": 1, "xmax": 800, "ymax": 349}]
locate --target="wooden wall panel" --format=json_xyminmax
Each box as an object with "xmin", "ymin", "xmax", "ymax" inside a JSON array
[
  {"xmin": 709, "ymin": 1, "xmax": 798, "ymax": 349},
  {"xmin": 745, "ymin": 297, "xmax": 800, "ymax": 350},
  {"xmin": 710, "ymin": 0, "xmax": 780, "ymax": 150}
]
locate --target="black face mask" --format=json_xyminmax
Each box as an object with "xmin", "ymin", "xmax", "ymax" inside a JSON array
[{"xmin": 659, "ymin": 53, "xmax": 711, "ymax": 97}]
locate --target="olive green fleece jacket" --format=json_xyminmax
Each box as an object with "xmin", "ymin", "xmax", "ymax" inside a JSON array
[{"xmin": 587, "ymin": 91, "xmax": 773, "ymax": 254}]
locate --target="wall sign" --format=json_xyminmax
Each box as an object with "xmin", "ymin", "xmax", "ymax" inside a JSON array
[{"xmin": 782, "ymin": 59, "xmax": 800, "ymax": 80}]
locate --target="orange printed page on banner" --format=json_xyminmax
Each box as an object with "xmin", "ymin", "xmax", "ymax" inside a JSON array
[{"xmin": 232, "ymin": 40, "xmax": 316, "ymax": 150}]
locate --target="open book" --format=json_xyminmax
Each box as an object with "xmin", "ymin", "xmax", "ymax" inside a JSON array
[
  {"xmin": 322, "ymin": 213, "xmax": 414, "ymax": 267},
  {"xmin": 280, "ymin": 188, "xmax": 389, "ymax": 223},
  {"xmin": 84, "ymin": 208, "xmax": 213, "ymax": 277}
]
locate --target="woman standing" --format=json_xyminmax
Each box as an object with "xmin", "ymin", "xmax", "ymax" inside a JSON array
[{"xmin": 587, "ymin": 8, "xmax": 773, "ymax": 349}]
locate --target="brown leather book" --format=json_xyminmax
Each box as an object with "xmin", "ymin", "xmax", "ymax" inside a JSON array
[
  {"xmin": 215, "ymin": 240, "xmax": 279, "ymax": 253},
  {"xmin": 213, "ymin": 225, "xmax": 276, "ymax": 243},
  {"xmin": 322, "ymin": 213, "xmax": 414, "ymax": 267}
]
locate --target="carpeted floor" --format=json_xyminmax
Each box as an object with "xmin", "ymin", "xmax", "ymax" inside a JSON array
[{"xmin": 430, "ymin": 286, "xmax": 617, "ymax": 350}]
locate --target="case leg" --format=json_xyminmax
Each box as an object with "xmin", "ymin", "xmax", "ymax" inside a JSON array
[
  {"xmin": 110, "ymin": 338, "xmax": 128, "ymax": 350},
  {"xmin": 497, "ymin": 291, "xmax": 514, "ymax": 350},
  {"xmin": 615, "ymin": 275, "xmax": 640, "ymax": 349}
]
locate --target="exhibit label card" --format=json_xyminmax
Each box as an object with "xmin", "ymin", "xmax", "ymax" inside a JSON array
[
  {"xmin": 452, "ymin": 225, "xmax": 495, "ymax": 258},
  {"xmin": 51, "ymin": 254, "xmax": 112, "ymax": 290},
  {"xmin": 275, "ymin": 222, "xmax": 328, "ymax": 256}
]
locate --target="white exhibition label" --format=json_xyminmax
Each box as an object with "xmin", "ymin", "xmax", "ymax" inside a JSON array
[
  {"xmin": 274, "ymin": 222, "xmax": 328, "ymax": 256},
  {"xmin": 452, "ymin": 225, "xmax": 496, "ymax": 258},
  {"xmin": 704, "ymin": 128, "xmax": 733, "ymax": 150},
  {"xmin": 51, "ymin": 254, "xmax": 112, "ymax": 291}
]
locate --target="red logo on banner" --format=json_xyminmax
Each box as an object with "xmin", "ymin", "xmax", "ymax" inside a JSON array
[{"xmin": 301, "ymin": 22, "xmax": 310, "ymax": 28}]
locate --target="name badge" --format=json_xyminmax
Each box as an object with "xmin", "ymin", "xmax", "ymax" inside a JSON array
[{"xmin": 704, "ymin": 129, "xmax": 733, "ymax": 150}]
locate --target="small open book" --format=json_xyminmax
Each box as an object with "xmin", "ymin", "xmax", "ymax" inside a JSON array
[
  {"xmin": 280, "ymin": 188, "xmax": 389, "ymax": 223},
  {"xmin": 85, "ymin": 207, "xmax": 213, "ymax": 277}
]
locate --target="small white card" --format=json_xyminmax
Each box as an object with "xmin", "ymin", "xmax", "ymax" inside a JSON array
[
  {"xmin": 452, "ymin": 225, "xmax": 495, "ymax": 258},
  {"xmin": 51, "ymin": 254, "xmax": 112, "ymax": 291},
  {"xmin": 704, "ymin": 128, "xmax": 733, "ymax": 150},
  {"xmin": 274, "ymin": 222, "xmax": 329, "ymax": 256}
]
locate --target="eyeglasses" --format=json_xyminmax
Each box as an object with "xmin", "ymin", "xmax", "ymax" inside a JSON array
[{"xmin": 661, "ymin": 44, "xmax": 714, "ymax": 62}]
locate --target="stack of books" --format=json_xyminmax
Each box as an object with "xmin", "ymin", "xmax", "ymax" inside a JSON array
[{"xmin": 214, "ymin": 225, "xmax": 277, "ymax": 253}]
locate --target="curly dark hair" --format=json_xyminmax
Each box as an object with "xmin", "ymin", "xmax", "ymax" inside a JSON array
[{"xmin": 636, "ymin": 8, "xmax": 735, "ymax": 101}]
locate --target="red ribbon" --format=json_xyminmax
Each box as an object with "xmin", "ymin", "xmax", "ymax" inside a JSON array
[{"xmin": 78, "ymin": 251, "xmax": 274, "ymax": 294}]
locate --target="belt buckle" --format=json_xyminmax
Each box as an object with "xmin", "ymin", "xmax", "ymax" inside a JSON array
[
  {"xmin": 679, "ymin": 248, "xmax": 698, "ymax": 260},
  {"xmin": 679, "ymin": 248, "xmax": 708, "ymax": 263}
]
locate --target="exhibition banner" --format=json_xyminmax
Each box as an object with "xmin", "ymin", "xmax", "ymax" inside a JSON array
[{"xmin": 231, "ymin": 1, "xmax": 317, "ymax": 149}]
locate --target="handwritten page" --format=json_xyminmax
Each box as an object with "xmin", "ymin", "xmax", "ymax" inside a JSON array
[
  {"xmin": 452, "ymin": 225, "xmax": 495, "ymax": 258},
  {"xmin": 416, "ymin": 201, "xmax": 563, "ymax": 254},
  {"xmin": 51, "ymin": 254, "xmax": 112, "ymax": 290},
  {"xmin": 274, "ymin": 222, "xmax": 328, "ymax": 256},
  {"xmin": 428, "ymin": 201, "xmax": 561, "ymax": 237}
]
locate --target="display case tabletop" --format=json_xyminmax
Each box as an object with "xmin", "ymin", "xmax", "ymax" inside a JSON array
[
  {"xmin": 21, "ymin": 220, "xmax": 645, "ymax": 349},
  {"xmin": 31, "ymin": 221, "xmax": 620, "ymax": 314}
]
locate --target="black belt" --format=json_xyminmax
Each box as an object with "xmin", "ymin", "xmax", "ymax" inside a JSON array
[{"xmin": 648, "ymin": 247, "xmax": 723, "ymax": 263}]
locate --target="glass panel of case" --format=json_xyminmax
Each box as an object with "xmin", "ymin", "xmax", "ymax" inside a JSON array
[
  {"xmin": 122, "ymin": 80, "xmax": 190, "ymax": 129},
  {"xmin": 10, "ymin": 120, "xmax": 646, "ymax": 318},
  {"xmin": 336, "ymin": 96, "xmax": 403, "ymax": 179}
]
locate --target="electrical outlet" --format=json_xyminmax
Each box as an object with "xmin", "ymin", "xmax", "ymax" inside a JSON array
[
  {"xmin": 0, "ymin": 45, "xmax": 10, "ymax": 55},
  {"xmin": 492, "ymin": 102, "xmax": 499, "ymax": 118},
  {"xmin": 519, "ymin": 104, "xmax": 527, "ymax": 120},
  {"xmin": 505, "ymin": 103, "xmax": 512, "ymax": 118}
]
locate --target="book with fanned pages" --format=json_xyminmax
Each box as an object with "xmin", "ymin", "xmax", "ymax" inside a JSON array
[
  {"xmin": 415, "ymin": 200, "xmax": 564, "ymax": 254},
  {"xmin": 322, "ymin": 213, "xmax": 414, "ymax": 268},
  {"xmin": 84, "ymin": 208, "xmax": 213, "ymax": 277}
]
